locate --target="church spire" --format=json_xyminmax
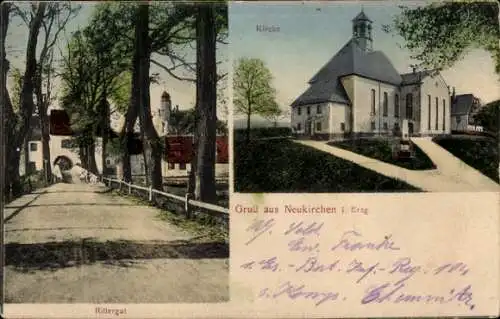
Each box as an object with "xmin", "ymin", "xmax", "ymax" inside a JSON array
[{"xmin": 352, "ymin": 9, "xmax": 373, "ymax": 52}]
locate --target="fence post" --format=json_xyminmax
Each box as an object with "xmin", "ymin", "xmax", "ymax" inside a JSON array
[
  {"xmin": 185, "ymin": 193, "xmax": 193, "ymax": 219},
  {"xmin": 149, "ymin": 186, "xmax": 153, "ymax": 202},
  {"xmin": 119, "ymin": 180, "xmax": 122, "ymax": 192},
  {"xmin": 128, "ymin": 183, "xmax": 131, "ymax": 194}
]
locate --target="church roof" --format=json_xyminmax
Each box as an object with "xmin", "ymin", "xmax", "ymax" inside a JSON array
[
  {"xmin": 451, "ymin": 94, "xmax": 476, "ymax": 115},
  {"xmin": 352, "ymin": 11, "xmax": 372, "ymax": 22},
  {"xmin": 400, "ymin": 70, "xmax": 434, "ymax": 85},
  {"xmin": 291, "ymin": 39, "xmax": 402, "ymax": 107},
  {"xmin": 161, "ymin": 91, "xmax": 170, "ymax": 100}
]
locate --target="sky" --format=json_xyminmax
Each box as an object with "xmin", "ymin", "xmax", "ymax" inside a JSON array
[
  {"xmin": 5, "ymin": 2, "xmax": 229, "ymax": 120},
  {"xmin": 230, "ymin": 1, "xmax": 500, "ymax": 122}
]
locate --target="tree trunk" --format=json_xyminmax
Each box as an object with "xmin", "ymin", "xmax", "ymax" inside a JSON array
[
  {"xmin": 35, "ymin": 74, "xmax": 52, "ymax": 183},
  {"xmin": 100, "ymin": 97, "xmax": 110, "ymax": 178},
  {"xmin": 246, "ymin": 111, "xmax": 251, "ymax": 142},
  {"xmin": 5, "ymin": 3, "xmax": 46, "ymax": 197},
  {"xmin": 40, "ymin": 108, "xmax": 51, "ymax": 182},
  {"xmin": 191, "ymin": 3, "xmax": 217, "ymax": 204},
  {"xmin": 135, "ymin": 4, "xmax": 162, "ymax": 190},
  {"xmin": 1, "ymin": 2, "xmax": 11, "ymax": 203},
  {"xmin": 79, "ymin": 143, "xmax": 88, "ymax": 170},
  {"xmin": 87, "ymin": 141, "xmax": 98, "ymax": 174},
  {"xmin": 23, "ymin": 134, "xmax": 29, "ymax": 175}
]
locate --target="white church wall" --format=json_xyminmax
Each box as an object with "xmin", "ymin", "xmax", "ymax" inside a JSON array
[
  {"xmin": 420, "ymin": 74, "xmax": 450, "ymax": 135},
  {"xmin": 290, "ymin": 102, "xmax": 329, "ymax": 134},
  {"xmin": 352, "ymin": 76, "xmax": 399, "ymax": 133},
  {"xmin": 327, "ymin": 102, "xmax": 348, "ymax": 134}
]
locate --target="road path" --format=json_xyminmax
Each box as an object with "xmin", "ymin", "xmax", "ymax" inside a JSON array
[
  {"xmin": 295, "ymin": 138, "xmax": 499, "ymax": 192},
  {"xmin": 4, "ymin": 182, "xmax": 228, "ymax": 303}
]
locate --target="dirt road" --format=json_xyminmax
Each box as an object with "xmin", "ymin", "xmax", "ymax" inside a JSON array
[{"xmin": 3, "ymin": 183, "xmax": 229, "ymax": 303}]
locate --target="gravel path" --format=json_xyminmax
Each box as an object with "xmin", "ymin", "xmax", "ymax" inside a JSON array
[{"xmin": 4, "ymin": 182, "xmax": 228, "ymax": 303}]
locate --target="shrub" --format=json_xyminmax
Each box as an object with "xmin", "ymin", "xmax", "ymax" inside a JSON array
[
  {"xmin": 330, "ymin": 138, "xmax": 436, "ymax": 170},
  {"xmin": 433, "ymin": 136, "xmax": 499, "ymax": 183},
  {"xmin": 234, "ymin": 127, "xmax": 292, "ymax": 141}
]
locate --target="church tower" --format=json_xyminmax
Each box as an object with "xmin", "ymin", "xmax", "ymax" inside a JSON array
[
  {"xmin": 160, "ymin": 91, "xmax": 172, "ymax": 135},
  {"xmin": 352, "ymin": 9, "xmax": 373, "ymax": 52}
]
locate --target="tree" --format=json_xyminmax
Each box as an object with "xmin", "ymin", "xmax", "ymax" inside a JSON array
[
  {"xmin": 29, "ymin": 3, "xmax": 80, "ymax": 182},
  {"xmin": 186, "ymin": 2, "xmax": 224, "ymax": 205},
  {"xmin": 233, "ymin": 57, "xmax": 280, "ymax": 142},
  {"xmin": 385, "ymin": 1, "xmax": 500, "ymax": 76},
  {"xmin": 1, "ymin": 3, "xmax": 10, "ymax": 201},
  {"xmin": 3, "ymin": 3, "xmax": 46, "ymax": 198},
  {"xmin": 58, "ymin": 9, "xmax": 132, "ymax": 175},
  {"xmin": 473, "ymin": 100, "xmax": 499, "ymax": 136}
]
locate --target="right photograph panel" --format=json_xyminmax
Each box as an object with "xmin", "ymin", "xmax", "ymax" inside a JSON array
[{"xmin": 231, "ymin": 1, "xmax": 499, "ymax": 193}]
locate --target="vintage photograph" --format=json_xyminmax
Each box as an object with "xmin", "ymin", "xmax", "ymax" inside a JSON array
[
  {"xmin": 232, "ymin": 1, "xmax": 499, "ymax": 193},
  {"xmin": 1, "ymin": 2, "xmax": 229, "ymax": 303}
]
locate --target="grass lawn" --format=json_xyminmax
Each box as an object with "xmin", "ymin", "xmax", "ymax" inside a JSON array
[
  {"xmin": 433, "ymin": 135, "xmax": 499, "ymax": 183},
  {"xmin": 234, "ymin": 138, "xmax": 421, "ymax": 193},
  {"xmin": 330, "ymin": 138, "xmax": 436, "ymax": 170}
]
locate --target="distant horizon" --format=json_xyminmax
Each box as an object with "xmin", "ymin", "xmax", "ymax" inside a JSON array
[{"xmin": 230, "ymin": 1, "xmax": 499, "ymax": 121}]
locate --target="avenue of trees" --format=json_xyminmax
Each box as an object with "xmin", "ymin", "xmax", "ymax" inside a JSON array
[{"xmin": 1, "ymin": 2, "xmax": 228, "ymax": 204}]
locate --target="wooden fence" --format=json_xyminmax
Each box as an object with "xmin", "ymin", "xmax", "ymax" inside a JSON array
[{"xmin": 101, "ymin": 177, "xmax": 229, "ymax": 229}]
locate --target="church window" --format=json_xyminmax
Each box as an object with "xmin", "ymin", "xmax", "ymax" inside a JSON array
[
  {"xmin": 307, "ymin": 106, "xmax": 311, "ymax": 115},
  {"xmin": 297, "ymin": 107, "xmax": 301, "ymax": 115},
  {"xmin": 383, "ymin": 122, "xmax": 388, "ymax": 131},
  {"xmin": 442, "ymin": 99, "xmax": 446, "ymax": 131},
  {"xmin": 297, "ymin": 123, "xmax": 301, "ymax": 131},
  {"xmin": 316, "ymin": 122, "xmax": 322, "ymax": 131},
  {"xmin": 428, "ymin": 95, "xmax": 431, "ymax": 130},
  {"xmin": 317, "ymin": 105, "xmax": 322, "ymax": 114},
  {"xmin": 340, "ymin": 123, "xmax": 345, "ymax": 131},
  {"xmin": 405, "ymin": 93, "xmax": 413, "ymax": 119},
  {"xmin": 371, "ymin": 89, "xmax": 376, "ymax": 115},
  {"xmin": 360, "ymin": 24, "xmax": 366, "ymax": 36},
  {"xmin": 29, "ymin": 142, "xmax": 37, "ymax": 151},
  {"xmin": 394, "ymin": 94, "xmax": 399, "ymax": 117},
  {"xmin": 383, "ymin": 92, "xmax": 388, "ymax": 116},
  {"xmin": 435, "ymin": 97, "xmax": 439, "ymax": 130},
  {"xmin": 370, "ymin": 121, "xmax": 376, "ymax": 131},
  {"xmin": 179, "ymin": 163, "xmax": 187, "ymax": 170}
]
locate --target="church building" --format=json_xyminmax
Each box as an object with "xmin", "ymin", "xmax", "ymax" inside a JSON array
[{"xmin": 291, "ymin": 10, "xmax": 451, "ymax": 140}]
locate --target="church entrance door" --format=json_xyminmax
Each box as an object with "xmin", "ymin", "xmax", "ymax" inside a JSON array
[{"xmin": 305, "ymin": 119, "xmax": 313, "ymax": 137}]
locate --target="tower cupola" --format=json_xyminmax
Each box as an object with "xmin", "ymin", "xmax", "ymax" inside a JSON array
[
  {"xmin": 160, "ymin": 90, "xmax": 172, "ymax": 134},
  {"xmin": 352, "ymin": 9, "xmax": 373, "ymax": 52}
]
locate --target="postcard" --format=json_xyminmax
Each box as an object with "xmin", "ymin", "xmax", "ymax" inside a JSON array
[{"xmin": 1, "ymin": 0, "xmax": 499, "ymax": 318}]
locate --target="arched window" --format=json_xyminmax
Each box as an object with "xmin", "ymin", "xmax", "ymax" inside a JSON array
[
  {"xmin": 442, "ymin": 99, "xmax": 446, "ymax": 131},
  {"xmin": 371, "ymin": 89, "xmax": 376, "ymax": 115},
  {"xmin": 435, "ymin": 97, "xmax": 439, "ymax": 130},
  {"xmin": 394, "ymin": 94, "xmax": 399, "ymax": 117},
  {"xmin": 406, "ymin": 93, "xmax": 413, "ymax": 119},
  {"xmin": 427, "ymin": 95, "xmax": 431, "ymax": 130},
  {"xmin": 383, "ymin": 92, "xmax": 388, "ymax": 116}
]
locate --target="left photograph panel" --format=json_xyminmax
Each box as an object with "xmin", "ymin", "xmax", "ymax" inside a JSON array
[{"xmin": 1, "ymin": 1, "xmax": 229, "ymax": 303}]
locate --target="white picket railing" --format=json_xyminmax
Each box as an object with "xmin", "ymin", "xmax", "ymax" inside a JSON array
[{"xmin": 101, "ymin": 177, "xmax": 229, "ymax": 225}]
